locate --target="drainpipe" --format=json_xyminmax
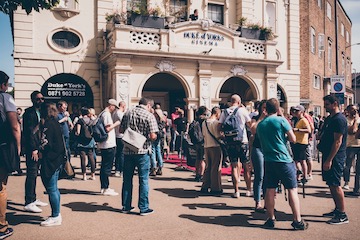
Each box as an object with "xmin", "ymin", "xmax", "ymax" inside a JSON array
[{"xmin": 334, "ymin": 0, "xmax": 339, "ymax": 75}]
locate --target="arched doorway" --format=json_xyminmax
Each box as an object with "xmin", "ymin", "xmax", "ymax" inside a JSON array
[
  {"xmin": 142, "ymin": 72, "xmax": 187, "ymax": 115},
  {"xmin": 41, "ymin": 73, "xmax": 94, "ymax": 114},
  {"xmin": 219, "ymin": 76, "xmax": 257, "ymax": 108}
]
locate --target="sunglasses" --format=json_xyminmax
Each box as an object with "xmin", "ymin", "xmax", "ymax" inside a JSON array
[{"xmin": 36, "ymin": 97, "xmax": 45, "ymax": 101}]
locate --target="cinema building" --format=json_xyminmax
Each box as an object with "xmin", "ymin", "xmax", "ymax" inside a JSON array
[{"xmin": 12, "ymin": 0, "xmax": 300, "ymax": 118}]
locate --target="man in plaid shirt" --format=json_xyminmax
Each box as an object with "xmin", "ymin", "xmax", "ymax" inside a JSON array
[{"xmin": 120, "ymin": 97, "xmax": 159, "ymax": 216}]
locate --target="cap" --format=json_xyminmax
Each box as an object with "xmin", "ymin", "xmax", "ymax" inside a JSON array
[
  {"xmin": 108, "ymin": 99, "xmax": 119, "ymax": 109},
  {"xmin": 293, "ymin": 105, "xmax": 305, "ymax": 112}
]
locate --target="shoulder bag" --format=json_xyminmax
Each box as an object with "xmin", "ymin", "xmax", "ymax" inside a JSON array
[
  {"xmin": 205, "ymin": 121, "xmax": 227, "ymax": 154},
  {"xmin": 122, "ymin": 110, "xmax": 147, "ymax": 153},
  {"xmin": 58, "ymin": 135, "xmax": 75, "ymax": 179}
]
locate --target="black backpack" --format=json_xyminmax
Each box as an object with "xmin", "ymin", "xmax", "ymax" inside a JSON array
[
  {"xmin": 221, "ymin": 107, "xmax": 243, "ymax": 142},
  {"xmin": 188, "ymin": 120, "xmax": 204, "ymax": 144},
  {"xmin": 91, "ymin": 112, "xmax": 108, "ymax": 143}
]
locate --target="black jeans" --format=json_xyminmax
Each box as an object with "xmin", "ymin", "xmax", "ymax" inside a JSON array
[
  {"xmin": 115, "ymin": 138, "xmax": 124, "ymax": 172},
  {"xmin": 25, "ymin": 152, "xmax": 40, "ymax": 205},
  {"xmin": 100, "ymin": 147, "xmax": 116, "ymax": 189}
]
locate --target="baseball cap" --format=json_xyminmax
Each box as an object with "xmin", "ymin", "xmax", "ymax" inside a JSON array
[
  {"xmin": 108, "ymin": 99, "xmax": 119, "ymax": 109},
  {"xmin": 292, "ymin": 105, "xmax": 305, "ymax": 112}
]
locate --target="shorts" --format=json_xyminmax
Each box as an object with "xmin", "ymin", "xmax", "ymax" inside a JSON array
[
  {"xmin": 322, "ymin": 152, "xmax": 346, "ymax": 186},
  {"xmin": 195, "ymin": 143, "xmax": 205, "ymax": 161},
  {"xmin": 292, "ymin": 143, "xmax": 307, "ymax": 161},
  {"xmin": 264, "ymin": 161, "xmax": 298, "ymax": 189},
  {"xmin": 227, "ymin": 142, "xmax": 249, "ymax": 164},
  {"xmin": 305, "ymin": 142, "xmax": 313, "ymax": 161}
]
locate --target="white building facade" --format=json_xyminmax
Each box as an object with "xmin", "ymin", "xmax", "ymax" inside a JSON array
[{"xmin": 13, "ymin": 0, "xmax": 300, "ymax": 118}]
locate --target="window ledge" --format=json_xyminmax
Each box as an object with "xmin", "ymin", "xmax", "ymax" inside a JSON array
[{"xmin": 52, "ymin": 8, "xmax": 80, "ymax": 18}]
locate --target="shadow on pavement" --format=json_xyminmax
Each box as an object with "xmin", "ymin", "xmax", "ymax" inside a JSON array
[
  {"xmin": 154, "ymin": 188, "xmax": 200, "ymax": 198},
  {"xmin": 150, "ymin": 177, "xmax": 196, "ymax": 182},
  {"xmin": 62, "ymin": 201, "xmax": 121, "ymax": 213},
  {"xmin": 6, "ymin": 211, "xmax": 43, "ymax": 226},
  {"xmin": 183, "ymin": 202, "xmax": 251, "ymax": 211},
  {"xmin": 304, "ymin": 190, "xmax": 333, "ymax": 199},
  {"xmin": 59, "ymin": 188, "xmax": 100, "ymax": 195}
]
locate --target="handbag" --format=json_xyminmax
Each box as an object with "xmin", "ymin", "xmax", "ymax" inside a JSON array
[
  {"xmin": 122, "ymin": 110, "xmax": 147, "ymax": 153},
  {"xmin": 58, "ymin": 136, "xmax": 75, "ymax": 179}
]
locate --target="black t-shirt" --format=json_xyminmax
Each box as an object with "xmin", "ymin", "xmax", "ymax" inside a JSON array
[
  {"xmin": 174, "ymin": 117, "xmax": 188, "ymax": 133},
  {"xmin": 319, "ymin": 113, "xmax": 347, "ymax": 156},
  {"xmin": 252, "ymin": 115, "xmax": 261, "ymax": 148}
]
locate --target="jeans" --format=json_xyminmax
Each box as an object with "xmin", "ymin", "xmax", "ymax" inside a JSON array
[
  {"xmin": 100, "ymin": 147, "xmax": 116, "ymax": 189},
  {"xmin": 0, "ymin": 167, "xmax": 9, "ymax": 232},
  {"xmin": 122, "ymin": 154, "xmax": 150, "ymax": 212},
  {"xmin": 115, "ymin": 138, "xmax": 124, "ymax": 172},
  {"xmin": 344, "ymin": 147, "xmax": 360, "ymax": 183},
  {"xmin": 150, "ymin": 140, "xmax": 163, "ymax": 169},
  {"xmin": 252, "ymin": 147, "xmax": 265, "ymax": 203},
  {"xmin": 25, "ymin": 152, "xmax": 40, "ymax": 205},
  {"xmin": 354, "ymin": 158, "xmax": 360, "ymax": 193},
  {"xmin": 41, "ymin": 168, "xmax": 60, "ymax": 217},
  {"xmin": 64, "ymin": 136, "xmax": 71, "ymax": 162}
]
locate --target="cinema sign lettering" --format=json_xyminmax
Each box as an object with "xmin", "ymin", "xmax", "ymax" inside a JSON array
[
  {"xmin": 47, "ymin": 82, "xmax": 86, "ymax": 98},
  {"xmin": 183, "ymin": 32, "xmax": 225, "ymax": 46}
]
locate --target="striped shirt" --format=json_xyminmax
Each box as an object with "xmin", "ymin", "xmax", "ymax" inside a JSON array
[{"xmin": 121, "ymin": 105, "xmax": 159, "ymax": 155}]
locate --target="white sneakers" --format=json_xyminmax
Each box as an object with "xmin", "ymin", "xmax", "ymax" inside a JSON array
[
  {"xmin": 343, "ymin": 184, "xmax": 350, "ymax": 190},
  {"xmin": 40, "ymin": 214, "xmax": 62, "ymax": 227},
  {"xmin": 101, "ymin": 188, "xmax": 119, "ymax": 196},
  {"xmin": 24, "ymin": 199, "xmax": 48, "ymax": 213},
  {"xmin": 232, "ymin": 192, "xmax": 240, "ymax": 198},
  {"xmin": 115, "ymin": 171, "xmax": 122, "ymax": 177}
]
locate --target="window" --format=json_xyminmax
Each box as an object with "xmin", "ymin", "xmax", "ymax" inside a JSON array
[
  {"xmin": 346, "ymin": 31, "xmax": 349, "ymax": 43},
  {"xmin": 342, "ymin": 54, "xmax": 345, "ymax": 75},
  {"xmin": 314, "ymin": 74, "xmax": 321, "ymax": 89},
  {"xmin": 347, "ymin": 59, "xmax": 351, "ymax": 82},
  {"xmin": 318, "ymin": 33, "xmax": 324, "ymax": 58},
  {"xmin": 52, "ymin": 31, "xmax": 80, "ymax": 49},
  {"xmin": 311, "ymin": 27, "xmax": 316, "ymax": 54},
  {"xmin": 169, "ymin": 0, "xmax": 187, "ymax": 21},
  {"xmin": 318, "ymin": 0, "xmax": 322, "ymax": 8},
  {"xmin": 314, "ymin": 106, "xmax": 321, "ymax": 117},
  {"xmin": 341, "ymin": 23, "xmax": 344, "ymax": 36},
  {"xmin": 265, "ymin": 1, "xmax": 277, "ymax": 33},
  {"xmin": 326, "ymin": 1, "xmax": 332, "ymax": 20},
  {"xmin": 208, "ymin": 4, "xmax": 223, "ymax": 24},
  {"xmin": 58, "ymin": 0, "xmax": 77, "ymax": 9},
  {"xmin": 328, "ymin": 40, "xmax": 332, "ymax": 69},
  {"xmin": 127, "ymin": 0, "xmax": 146, "ymax": 11}
]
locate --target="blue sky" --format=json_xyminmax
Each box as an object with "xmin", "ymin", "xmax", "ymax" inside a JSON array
[{"xmin": 0, "ymin": 0, "xmax": 360, "ymax": 85}]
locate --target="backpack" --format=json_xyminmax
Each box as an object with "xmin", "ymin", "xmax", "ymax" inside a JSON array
[
  {"xmin": 221, "ymin": 107, "xmax": 243, "ymax": 142},
  {"xmin": 188, "ymin": 120, "xmax": 204, "ymax": 144},
  {"xmin": 79, "ymin": 119, "xmax": 93, "ymax": 140},
  {"xmin": 91, "ymin": 112, "xmax": 108, "ymax": 143}
]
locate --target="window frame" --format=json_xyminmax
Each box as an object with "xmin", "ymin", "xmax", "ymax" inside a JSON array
[
  {"xmin": 328, "ymin": 40, "xmax": 332, "ymax": 69},
  {"xmin": 47, "ymin": 28, "xmax": 83, "ymax": 54},
  {"xmin": 207, "ymin": 3, "xmax": 224, "ymax": 25},
  {"xmin": 313, "ymin": 74, "xmax": 321, "ymax": 89},
  {"xmin": 314, "ymin": 106, "xmax": 321, "ymax": 117},
  {"xmin": 311, "ymin": 27, "xmax": 316, "ymax": 54},
  {"xmin": 326, "ymin": 1, "xmax": 332, "ymax": 20}
]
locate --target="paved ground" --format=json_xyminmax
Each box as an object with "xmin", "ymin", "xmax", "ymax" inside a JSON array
[{"xmin": 5, "ymin": 157, "xmax": 360, "ymax": 240}]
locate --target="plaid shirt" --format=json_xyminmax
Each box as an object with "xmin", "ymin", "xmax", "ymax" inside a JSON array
[{"xmin": 121, "ymin": 105, "xmax": 159, "ymax": 155}]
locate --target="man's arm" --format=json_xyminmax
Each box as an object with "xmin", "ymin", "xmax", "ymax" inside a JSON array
[
  {"xmin": 286, "ymin": 129, "xmax": 296, "ymax": 143},
  {"xmin": 323, "ymin": 133, "xmax": 343, "ymax": 171},
  {"xmin": 7, "ymin": 111, "xmax": 21, "ymax": 154}
]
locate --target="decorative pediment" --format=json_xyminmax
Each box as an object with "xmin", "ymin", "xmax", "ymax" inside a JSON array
[
  {"xmin": 156, "ymin": 60, "xmax": 176, "ymax": 72},
  {"xmin": 230, "ymin": 65, "xmax": 248, "ymax": 76},
  {"xmin": 201, "ymin": 19, "xmax": 215, "ymax": 31},
  {"xmin": 52, "ymin": 8, "xmax": 79, "ymax": 18}
]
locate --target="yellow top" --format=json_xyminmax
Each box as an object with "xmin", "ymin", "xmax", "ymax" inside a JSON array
[{"xmin": 294, "ymin": 118, "xmax": 310, "ymax": 145}]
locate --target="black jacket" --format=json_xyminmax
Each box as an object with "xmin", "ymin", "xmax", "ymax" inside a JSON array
[
  {"xmin": 40, "ymin": 117, "xmax": 65, "ymax": 178},
  {"xmin": 23, "ymin": 106, "xmax": 41, "ymax": 153}
]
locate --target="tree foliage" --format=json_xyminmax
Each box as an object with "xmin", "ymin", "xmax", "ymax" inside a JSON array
[{"xmin": 0, "ymin": 0, "xmax": 60, "ymax": 14}]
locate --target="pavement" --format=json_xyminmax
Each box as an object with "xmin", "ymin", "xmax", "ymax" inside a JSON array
[{"xmin": 5, "ymin": 156, "xmax": 360, "ymax": 240}]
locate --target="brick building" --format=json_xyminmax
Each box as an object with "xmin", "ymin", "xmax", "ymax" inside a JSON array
[{"xmin": 300, "ymin": 0, "xmax": 352, "ymax": 116}]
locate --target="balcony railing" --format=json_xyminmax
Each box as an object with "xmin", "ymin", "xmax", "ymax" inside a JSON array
[{"xmin": 103, "ymin": 21, "xmax": 278, "ymax": 62}]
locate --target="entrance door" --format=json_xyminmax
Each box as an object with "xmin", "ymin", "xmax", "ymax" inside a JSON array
[{"xmin": 219, "ymin": 76, "xmax": 256, "ymax": 107}]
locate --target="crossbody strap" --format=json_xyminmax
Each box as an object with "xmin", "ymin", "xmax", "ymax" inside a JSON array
[{"xmin": 205, "ymin": 121, "xmax": 222, "ymax": 145}]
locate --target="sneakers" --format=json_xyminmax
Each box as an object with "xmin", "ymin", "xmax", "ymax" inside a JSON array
[
  {"xmin": 101, "ymin": 188, "xmax": 119, "ymax": 196},
  {"xmin": 40, "ymin": 214, "xmax": 62, "ymax": 227},
  {"xmin": 232, "ymin": 192, "xmax": 240, "ymax": 198},
  {"xmin": 245, "ymin": 191, "xmax": 253, "ymax": 197},
  {"xmin": 323, "ymin": 209, "xmax": 339, "ymax": 217},
  {"xmin": 149, "ymin": 168, "xmax": 156, "ymax": 176},
  {"xmin": 33, "ymin": 199, "xmax": 48, "ymax": 207},
  {"xmin": 291, "ymin": 220, "xmax": 309, "ymax": 230},
  {"xmin": 115, "ymin": 171, "xmax": 122, "ymax": 177},
  {"xmin": 307, "ymin": 175, "xmax": 313, "ymax": 180},
  {"xmin": 24, "ymin": 203, "xmax": 42, "ymax": 213},
  {"xmin": 121, "ymin": 206, "xmax": 135, "ymax": 214},
  {"xmin": 140, "ymin": 209, "xmax": 154, "ymax": 216},
  {"xmin": 263, "ymin": 218, "xmax": 276, "ymax": 229},
  {"xmin": 0, "ymin": 228, "xmax": 13, "ymax": 239},
  {"xmin": 327, "ymin": 213, "xmax": 349, "ymax": 225},
  {"xmin": 343, "ymin": 184, "xmax": 350, "ymax": 190}
]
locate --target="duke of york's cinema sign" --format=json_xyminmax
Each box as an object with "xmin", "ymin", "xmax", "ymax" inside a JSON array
[{"xmin": 183, "ymin": 32, "xmax": 225, "ymax": 46}]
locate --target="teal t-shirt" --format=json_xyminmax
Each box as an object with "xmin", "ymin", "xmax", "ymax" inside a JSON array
[{"xmin": 257, "ymin": 115, "xmax": 292, "ymax": 163}]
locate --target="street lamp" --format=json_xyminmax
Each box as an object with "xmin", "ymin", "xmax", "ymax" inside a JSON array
[{"xmin": 346, "ymin": 43, "xmax": 360, "ymax": 49}]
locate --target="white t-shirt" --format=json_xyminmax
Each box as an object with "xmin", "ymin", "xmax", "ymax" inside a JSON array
[
  {"xmin": 219, "ymin": 106, "xmax": 251, "ymax": 143},
  {"xmin": 98, "ymin": 110, "xmax": 116, "ymax": 149},
  {"xmin": 0, "ymin": 92, "xmax": 17, "ymax": 122}
]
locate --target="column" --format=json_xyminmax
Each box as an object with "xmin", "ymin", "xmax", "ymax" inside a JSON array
[
  {"xmin": 198, "ymin": 61, "xmax": 213, "ymax": 110},
  {"xmin": 266, "ymin": 67, "xmax": 279, "ymax": 99}
]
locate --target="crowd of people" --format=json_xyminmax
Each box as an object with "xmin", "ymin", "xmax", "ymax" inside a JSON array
[{"xmin": 0, "ymin": 69, "xmax": 358, "ymax": 238}]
